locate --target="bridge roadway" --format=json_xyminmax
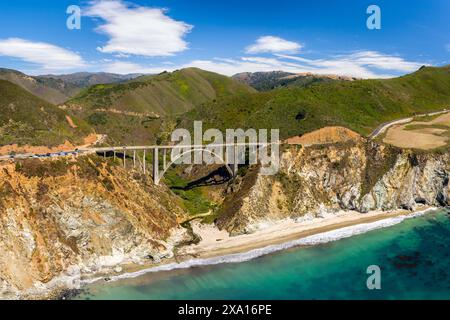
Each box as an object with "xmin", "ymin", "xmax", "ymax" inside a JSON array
[
  {"xmin": 1, "ymin": 142, "xmax": 279, "ymax": 185},
  {"xmin": 78, "ymin": 142, "xmax": 273, "ymax": 152},
  {"xmin": 82, "ymin": 142, "xmax": 278, "ymax": 185}
]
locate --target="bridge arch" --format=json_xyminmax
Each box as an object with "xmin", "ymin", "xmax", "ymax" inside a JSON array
[{"xmin": 156, "ymin": 148, "xmax": 235, "ymax": 185}]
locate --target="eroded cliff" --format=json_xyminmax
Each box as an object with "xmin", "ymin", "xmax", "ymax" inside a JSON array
[
  {"xmin": 1, "ymin": 136, "xmax": 450, "ymax": 298},
  {"xmin": 0, "ymin": 156, "xmax": 188, "ymax": 299},
  {"xmin": 217, "ymin": 138, "xmax": 450, "ymax": 235}
]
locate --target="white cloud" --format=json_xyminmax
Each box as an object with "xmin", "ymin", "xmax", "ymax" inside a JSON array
[
  {"xmin": 0, "ymin": 38, "xmax": 86, "ymax": 72},
  {"xmin": 342, "ymin": 51, "xmax": 424, "ymax": 72},
  {"xmin": 177, "ymin": 51, "xmax": 425, "ymax": 78},
  {"xmin": 446, "ymin": 44, "xmax": 450, "ymax": 52},
  {"xmin": 276, "ymin": 51, "xmax": 425, "ymax": 77},
  {"xmin": 179, "ymin": 57, "xmax": 335, "ymax": 77},
  {"xmin": 101, "ymin": 50, "xmax": 425, "ymax": 78},
  {"xmin": 85, "ymin": 0, "xmax": 193, "ymax": 57},
  {"xmin": 182, "ymin": 59, "xmax": 278, "ymax": 76},
  {"xmin": 245, "ymin": 36, "xmax": 302, "ymax": 54},
  {"xmin": 102, "ymin": 58, "xmax": 294, "ymax": 77}
]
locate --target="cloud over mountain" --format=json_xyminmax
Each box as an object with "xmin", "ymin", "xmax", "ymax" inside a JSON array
[{"xmin": 173, "ymin": 50, "xmax": 425, "ymax": 78}]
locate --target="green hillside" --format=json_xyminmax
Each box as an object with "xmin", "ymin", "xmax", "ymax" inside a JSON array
[
  {"xmin": 0, "ymin": 80, "xmax": 92, "ymax": 147},
  {"xmin": 182, "ymin": 66, "xmax": 450, "ymax": 139},
  {"xmin": 232, "ymin": 71, "xmax": 351, "ymax": 91},
  {"xmin": 0, "ymin": 68, "xmax": 141, "ymax": 105},
  {"xmin": 233, "ymin": 71, "xmax": 295, "ymax": 91},
  {"xmin": 68, "ymin": 68, "xmax": 256, "ymax": 116},
  {"xmin": 66, "ymin": 68, "xmax": 256, "ymax": 145},
  {"xmin": 0, "ymin": 68, "xmax": 76, "ymax": 104},
  {"xmin": 38, "ymin": 72, "xmax": 140, "ymax": 89},
  {"xmin": 2, "ymin": 65, "xmax": 448, "ymax": 149}
]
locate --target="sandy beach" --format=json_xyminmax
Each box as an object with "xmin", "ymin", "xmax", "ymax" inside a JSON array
[
  {"xmin": 76, "ymin": 205, "xmax": 439, "ymax": 289},
  {"xmin": 177, "ymin": 207, "xmax": 435, "ymax": 260},
  {"xmin": 73, "ymin": 205, "xmax": 450, "ymax": 300}
]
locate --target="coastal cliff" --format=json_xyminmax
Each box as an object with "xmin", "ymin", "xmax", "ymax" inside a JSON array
[
  {"xmin": 1, "ymin": 135, "xmax": 449, "ymax": 298},
  {"xmin": 0, "ymin": 157, "xmax": 188, "ymax": 299},
  {"xmin": 217, "ymin": 137, "xmax": 450, "ymax": 235}
]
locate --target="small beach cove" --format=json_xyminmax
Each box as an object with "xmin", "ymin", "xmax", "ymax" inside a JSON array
[{"xmin": 72, "ymin": 206, "xmax": 450, "ymax": 300}]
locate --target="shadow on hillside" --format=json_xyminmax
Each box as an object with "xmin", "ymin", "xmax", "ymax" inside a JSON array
[{"xmin": 171, "ymin": 165, "xmax": 233, "ymax": 190}]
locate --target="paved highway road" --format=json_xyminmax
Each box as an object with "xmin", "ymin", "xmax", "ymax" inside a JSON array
[
  {"xmin": 0, "ymin": 134, "xmax": 106, "ymax": 161},
  {"xmin": 368, "ymin": 109, "xmax": 448, "ymax": 139},
  {"xmin": 1, "ymin": 110, "xmax": 448, "ymax": 161}
]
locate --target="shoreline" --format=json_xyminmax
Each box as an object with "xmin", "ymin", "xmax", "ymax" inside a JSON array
[
  {"xmin": 79, "ymin": 205, "xmax": 439, "ymax": 287},
  {"xmin": 179, "ymin": 209, "xmax": 428, "ymax": 259}
]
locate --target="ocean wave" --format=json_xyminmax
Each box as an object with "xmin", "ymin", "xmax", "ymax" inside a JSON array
[{"xmin": 83, "ymin": 207, "xmax": 438, "ymax": 284}]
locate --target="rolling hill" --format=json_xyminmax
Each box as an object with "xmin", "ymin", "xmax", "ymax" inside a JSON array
[
  {"xmin": 0, "ymin": 68, "xmax": 141, "ymax": 105},
  {"xmin": 67, "ymin": 68, "xmax": 256, "ymax": 116},
  {"xmin": 5, "ymin": 64, "xmax": 446, "ymax": 149},
  {"xmin": 0, "ymin": 80, "xmax": 92, "ymax": 148},
  {"xmin": 232, "ymin": 71, "xmax": 356, "ymax": 91},
  {"xmin": 182, "ymin": 65, "xmax": 450, "ymax": 139},
  {"xmin": 38, "ymin": 72, "xmax": 141, "ymax": 92},
  {"xmin": 0, "ymin": 68, "xmax": 77, "ymax": 105},
  {"xmin": 65, "ymin": 68, "xmax": 256, "ymax": 145}
]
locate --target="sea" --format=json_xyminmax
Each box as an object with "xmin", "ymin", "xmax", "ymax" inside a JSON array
[{"xmin": 73, "ymin": 209, "xmax": 450, "ymax": 300}]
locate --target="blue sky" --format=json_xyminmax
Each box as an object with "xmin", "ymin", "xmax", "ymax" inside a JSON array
[{"xmin": 0, "ymin": 0, "xmax": 448, "ymax": 77}]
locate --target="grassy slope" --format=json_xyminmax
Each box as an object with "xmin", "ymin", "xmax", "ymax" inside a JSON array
[
  {"xmin": 0, "ymin": 68, "xmax": 75, "ymax": 104},
  {"xmin": 0, "ymin": 80, "xmax": 92, "ymax": 147},
  {"xmin": 182, "ymin": 66, "xmax": 450, "ymax": 138},
  {"xmin": 67, "ymin": 68, "xmax": 256, "ymax": 145},
  {"xmin": 37, "ymin": 72, "xmax": 138, "ymax": 89},
  {"xmin": 68, "ymin": 68, "xmax": 255, "ymax": 116},
  {"xmin": 233, "ymin": 71, "xmax": 345, "ymax": 91},
  {"xmin": 164, "ymin": 169, "xmax": 217, "ymax": 215},
  {"xmin": 0, "ymin": 69, "xmax": 141, "ymax": 105}
]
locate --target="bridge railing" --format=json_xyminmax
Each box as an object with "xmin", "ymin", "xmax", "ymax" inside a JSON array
[{"xmin": 81, "ymin": 142, "xmax": 281, "ymax": 185}]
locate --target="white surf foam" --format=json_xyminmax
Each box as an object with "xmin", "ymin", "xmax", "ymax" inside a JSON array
[{"xmin": 83, "ymin": 207, "xmax": 438, "ymax": 285}]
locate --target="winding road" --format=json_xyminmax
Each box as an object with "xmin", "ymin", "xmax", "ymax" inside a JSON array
[
  {"xmin": 0, "ymin": 134, "xmax": 106, "ymax": 161},
  {"xmin": 1, "ymin": 109, "xmax": 448, "ymax": 161},
  {"xmin": 369, "ymin": 109, "xmax": 448, "ymax": 139}
]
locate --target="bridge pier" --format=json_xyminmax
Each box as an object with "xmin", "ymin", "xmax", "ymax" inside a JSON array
[
  {"xmin": 143, "ymin": 150, "xmax": 146, "ymax": 174},
  {"xmin": 232, "ymin": 161, "xmax": 239, "ymax": 176},
  {"xmin": 91, "ymin": 142, "xmax": 275, "ymax": 187},
  {"xmin": 153, "ymin": 148, "xmax": 159, "ymax": 185},
  {"xmin": 162, "ymin": 148, "xmax": 167, "ymax": 171}
]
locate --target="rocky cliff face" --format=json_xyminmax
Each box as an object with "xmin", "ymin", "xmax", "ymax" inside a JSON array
[
  {"xmin": 217, "ymin": 138, "xmax": 450, "ymax": 235},
  {"xmin": 2, "ymin": 137, "xmax": 450, "ymax": 298},
  {"xmin": 0, "ymin": 157, "xmax": 188, "ymax": 299}
]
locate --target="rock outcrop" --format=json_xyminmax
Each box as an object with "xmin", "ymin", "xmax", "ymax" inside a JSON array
[
  {"xmin": 217, "ymin": 139, "xmax": 450, "ymax": 235},
  {"xmin": 0, "ymin": 156, "xmax": 188, "ymax": 299},
  {"xmin": 1, "ymin": 137, "xmax": 450, "ymax": 298}
]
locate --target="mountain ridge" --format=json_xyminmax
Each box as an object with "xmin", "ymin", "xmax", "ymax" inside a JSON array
[
  {"xmin": 65, "ymin": 67, "xmax": 256, "ymax": 145},
  {"xmin": 232, "ymin": 70, "xmax": 357, "ymax": 91},
  {"xmin": 0, "ymin": 79, "xmax": 92, "ymax": 148},
  {"xmin": 68, "ymin": 67, "xmax": 256, "ymax": 116},
  {"xmin": 184, "ymin": 65, "xmax": 450, "ymax": 139},
  {"xmin": 0, "ymin": 68, "xmax": 142, "ymax": 104}
]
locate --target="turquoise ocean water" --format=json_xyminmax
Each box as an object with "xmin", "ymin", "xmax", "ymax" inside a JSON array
[{"xmin": 75, "ymin": 210, "xmax": 450, "ymax": 300}]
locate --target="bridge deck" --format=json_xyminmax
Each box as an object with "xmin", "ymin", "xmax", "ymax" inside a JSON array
[
  {"xmin": 78, "ymin": 142, "xmax": 278, "ymax": 153},
  {"xmin": 0, "ymin": 142, "xmax": 281, "ymax": 164}
]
